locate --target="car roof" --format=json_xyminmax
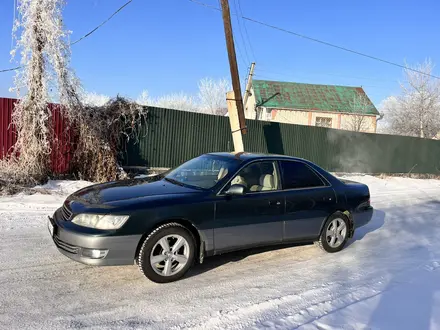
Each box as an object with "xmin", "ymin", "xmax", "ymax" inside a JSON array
[{"xmin": 207, "ymin": 152, "xmax": 306, "ymax": 162}]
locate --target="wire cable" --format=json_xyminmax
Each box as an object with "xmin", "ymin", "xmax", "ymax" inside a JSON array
[
  {"xmin": 187, "ymin": 0, "xmax": 440, "ymax": 80},
  {"xmin": 237, "ymin": 0, "xmax": 256, "ymax": 61},
  {"xmin": 70, "ymin": 0, "xmax": 132, "ymax": 45},
  {"xmin": 232, "ymin": 0, "xmax": 250, "ymax": 64},
  {"xmin": 1, "ymin": 0, "xmax": 133, "ymax": 73}
]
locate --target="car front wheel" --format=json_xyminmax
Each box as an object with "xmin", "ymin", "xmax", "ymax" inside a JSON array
[
  {"xmin": 137, "ymin": 223, "xmax": 195, "ymax": 283},
  {"xmin": 316, "ymin": 212, "xmax": 349, "ymax": 253}
]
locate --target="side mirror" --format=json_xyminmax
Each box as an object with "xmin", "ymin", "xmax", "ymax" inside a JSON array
[{"xmin": 225, "ymin": 184, "xmax": 245, "ymax": 196}]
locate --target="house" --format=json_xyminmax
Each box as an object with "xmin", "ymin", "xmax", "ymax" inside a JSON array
[{"xmin": 245, "ymin": 80, "xmax": 380, "ymax": 133}]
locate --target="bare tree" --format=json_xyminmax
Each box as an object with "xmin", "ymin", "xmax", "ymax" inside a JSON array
[
  {"xmin": 198, "ymin": 78, "xmax": 231, "ymax": 115},
  {"xmin": 346, "ymin": 93, "xmax": 374, "ymax": 132},
  {"xmin": 383, "ymin": 59, "xmax": 440, "ymax": 139}
]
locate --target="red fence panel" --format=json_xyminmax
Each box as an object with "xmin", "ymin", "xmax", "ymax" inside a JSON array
[
  {"xmin": 0, "ymin": 98, "xmax": 17, "ymax": 160},
  {"xmin": 0, "ymin": 97, "xmax": 74, "ymax": 174}
]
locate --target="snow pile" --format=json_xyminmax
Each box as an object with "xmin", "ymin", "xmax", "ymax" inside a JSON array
[
  {"xmin": 33, "ymin": 179, "xmax": 93, "ymax": 195},
  {"xmin": 0, "ymin": 176, "xmax": 440, "ymax": 329},
  {"xmin": 0, "ymin": 180, "xmax": 91, "ymax": 232}
]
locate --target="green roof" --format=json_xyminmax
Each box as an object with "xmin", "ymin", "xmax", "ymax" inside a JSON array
[{"xmin": 252, "ymin": 80, "xmax": 379, "ymax": 115}]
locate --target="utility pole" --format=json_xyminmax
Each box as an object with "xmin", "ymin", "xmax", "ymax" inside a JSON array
[
  {"xmin": 220, "ymin": 0, "xmax": 246, "ymax": 152},
  {"xmin": 243, "ymin": 62, "xmax": 256, "ymax": 118}
]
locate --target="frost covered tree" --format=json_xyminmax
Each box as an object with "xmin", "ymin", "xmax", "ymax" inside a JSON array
[
  {"xmin": 1, "ymin": 0, "xmax": 145, "ymax": 188},
  {"xmin": 198, "ymin": 78, "xmax": 231, "ymax": 115},
  {"xmin": 136, "ymin": 78, "xmax": 231, "ymax": 115},
  {"xmin": 137, "ymin": 90, "xmax": 197, "ymax": 112},
  {"xmin": 81, "ymin": 91, "xmax": 110, "ymax": 107},
  {"xmin": 382, "ymin": 59, "xmax": 440, "ymax": 139},
  {"xmin": 3, "ymin": 0, "xmax": 81, "ymax": 185},
  {"xmin": 377, "ymin": 96, "xmax": 399, "ymax": 133}
]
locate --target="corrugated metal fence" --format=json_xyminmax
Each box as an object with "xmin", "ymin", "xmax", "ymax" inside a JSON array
[
  {"xmin": 2, "ymin": 98, "xmax": 440, "ymax": 174},
  {"xmin": 0, "ymin": 97, "xmax": 74, "ymax": 173},
  {"xmin": 0, "ymin": 98, "xmax": 16, "ymax": 160},
  {"xmin": 122, "ymin": 107, "xmax": 440, "ymax": 174}
]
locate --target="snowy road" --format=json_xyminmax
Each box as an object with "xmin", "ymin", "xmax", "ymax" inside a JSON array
[{"xmin": 1, "ymin": 176, "xmax": 440, "ymax": 330}]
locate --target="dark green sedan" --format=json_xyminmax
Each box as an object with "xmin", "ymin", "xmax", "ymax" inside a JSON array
[{"xmin": 48, "ymin": 152, "xmax": 373, "ymax": 283}]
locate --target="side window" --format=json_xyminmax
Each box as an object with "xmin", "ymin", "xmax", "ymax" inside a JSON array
[
  {"xmin": 225, "ymin": 161, "xmax": 279, "ymax": 193},
  {"xmin": 280, "ymin": 161, "xmax": 325, "ymax": 189}
]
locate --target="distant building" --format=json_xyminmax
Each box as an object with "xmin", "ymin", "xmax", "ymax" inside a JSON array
[{"xmin": 245, "ymin": 80, "xmax": 380, "ymax": 133}]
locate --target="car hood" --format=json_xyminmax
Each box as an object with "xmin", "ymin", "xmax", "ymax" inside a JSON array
[{"xmin": 67, "ymin": 177, "xmax": 201, "ymax": 208}]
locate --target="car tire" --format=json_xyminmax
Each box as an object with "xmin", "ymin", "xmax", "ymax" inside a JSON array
[
  {"xmin": 316, "ymin": 212, "xmax": 350, "ymax": 253},
  {"xmin": 137, "ymin": 223, "xmax": 196, "ymax": 283}
]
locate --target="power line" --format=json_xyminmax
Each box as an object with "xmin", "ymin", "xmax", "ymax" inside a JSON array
[
  {"xmin": 0, "ymin": 66, "xmax": 20, "ymax": 73},
  {"xmin": 189, "ymin": 0, "xmax": 218, "ymax": 10},
  {"xmin": 237, "ymin": 0, "xmax": 256, "ymax": 61},
  {"xmin": 71, "ymin": 0, "xmax": 132, "ymax": 45},
  {"xmin": 0, "ymin": 0, "xmax": 133, "ymax": 73},
  {"xmin": 232, "ymin": 0, "xmax": 250, "ymax": 63},
  {"xmin": 187, "ymin": 0, "xmax": 440, "ymax": 80},
  {"xmin": 241, "ymin": 16, "xmax": 440, "ymax": 80}
]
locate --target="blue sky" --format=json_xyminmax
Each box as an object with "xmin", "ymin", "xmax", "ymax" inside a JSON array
[{"xmin": 1, "ymin": 0, "xmax": 439, "ymax": 106}]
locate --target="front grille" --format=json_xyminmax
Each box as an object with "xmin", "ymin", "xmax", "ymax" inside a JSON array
[
  {"xmin": 61, "ymin": 204, "xmax": 72, "ymax": 221},
  {"xmin": 54, "ymin": 235, "xmax": 79, "ymax": 254}
]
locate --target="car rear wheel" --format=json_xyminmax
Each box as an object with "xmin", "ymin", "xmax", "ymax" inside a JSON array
[
  {"xmin": 137, "ymin": 223, "xmax": 195, "ymax": 283},
  {"xmin": 316, "ymin": 212, "xmax": 349, "ymax": 253}
]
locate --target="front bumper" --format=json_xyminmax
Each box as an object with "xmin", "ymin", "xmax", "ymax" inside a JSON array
[
  {"xmin": 48, "ymin": 214, "xmax": 142, "ymax": 266},
  {"xmin": 352, "ymin": 206, "xmax": 374, "ymax": 229}
]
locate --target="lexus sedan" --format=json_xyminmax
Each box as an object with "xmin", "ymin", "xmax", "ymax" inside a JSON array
[{"xmin": 48, "ymin": 152, "xmax": 373, "ymax": 283}]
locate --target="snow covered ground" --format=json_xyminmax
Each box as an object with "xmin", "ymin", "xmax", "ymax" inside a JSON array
[{"xmin": 1, "ymin": 176, "xmax": 440, "ymax": 330}]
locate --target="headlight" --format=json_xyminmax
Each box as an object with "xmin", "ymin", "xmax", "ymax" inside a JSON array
[{"xmin": 72, "ymin": 214, "xmax": 129, "ymax": 230}]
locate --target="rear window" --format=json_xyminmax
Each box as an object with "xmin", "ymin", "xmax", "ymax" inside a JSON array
[{"xmin": 280, "ymin": 161, "xmax": 325, "ymax": 189}]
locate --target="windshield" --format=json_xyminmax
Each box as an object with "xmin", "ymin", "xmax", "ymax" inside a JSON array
[{"xmin": 165, "ymin": 155, "xmax": 240, "ymax": 189}]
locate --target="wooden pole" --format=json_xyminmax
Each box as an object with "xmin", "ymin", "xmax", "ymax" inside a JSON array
[
  {"xmin": 226, "ymin": 91, "xmax": 245, "ymax": 152},
  {"xmin": 220, "ymin": 0, "xmax": 247, "ymax": 153}
]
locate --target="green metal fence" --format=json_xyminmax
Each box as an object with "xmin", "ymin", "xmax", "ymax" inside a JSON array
[{"xmin": 122, "ymin": 107, "xmax": 440, "ymax": 174}]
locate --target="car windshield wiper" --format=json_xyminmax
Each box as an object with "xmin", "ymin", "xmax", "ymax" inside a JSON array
[
  {"xmin": 164, "ymin": 177, "xmax": 185, "ymax": 187},
  {"xmin": 164, "ymin": 177, "xmax": 209, "ymax": 190}
]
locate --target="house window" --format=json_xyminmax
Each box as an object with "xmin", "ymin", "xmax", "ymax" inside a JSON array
[{"xmin": 315, "ymin": 117, "xmax": 332, "ymax": 128}]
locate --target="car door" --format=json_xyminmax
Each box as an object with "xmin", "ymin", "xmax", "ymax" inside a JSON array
[
  {"xmin": 279, "ymin": 160, "xmax": 337, "ymax": 241},
  {"xmin": 213, "ymin": 160, "xmax": 285, "ymax": 252}
]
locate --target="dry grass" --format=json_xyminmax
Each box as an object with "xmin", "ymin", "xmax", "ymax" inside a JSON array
[{"xmin": 71, "ymin": 97, "xmax": 147, "ymax": 182}]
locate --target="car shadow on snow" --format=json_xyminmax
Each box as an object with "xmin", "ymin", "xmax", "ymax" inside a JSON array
[
  {"xmin": 186, "ymin": 241, "xmax": 314, "ymax": 279},
  {"xmin": 186, "ymin": 210, "xmax": 386, "ymax": 279}
]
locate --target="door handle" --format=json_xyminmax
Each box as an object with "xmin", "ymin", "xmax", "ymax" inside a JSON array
[
  {"xmin": 269, "ymin": 200, "xmax": 281, "ymax": 206},
  {"xmin": 323, "ymin": 197, "xmax": 332, "ymax": 201}
]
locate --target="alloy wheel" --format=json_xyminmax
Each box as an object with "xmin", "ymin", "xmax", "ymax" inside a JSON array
[
  {"xmin": 325, "ymin": 218, "xmax": 347, "ymax": 248},
  {"xmin": 150, "ymin": 234, "xmax": 190, "ymax": 276}
]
